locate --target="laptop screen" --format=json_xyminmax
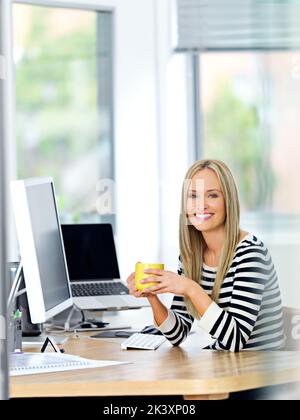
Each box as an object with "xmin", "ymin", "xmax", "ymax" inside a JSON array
[{"xmin": 61, "ymin": 224, "xmax": 120, "ymax": 281}]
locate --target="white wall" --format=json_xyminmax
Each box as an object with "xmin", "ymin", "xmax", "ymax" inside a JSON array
[
  {"xmin": 112, "ymin": 0, "xmax": 190, "ymax": 278},
  {"xmin": 112, "ymin": 0, "xmax": 161, "ymax": 277},
  {"xmin": 154, "ymin": 0, "xmax": 190, "ymax": 274}
]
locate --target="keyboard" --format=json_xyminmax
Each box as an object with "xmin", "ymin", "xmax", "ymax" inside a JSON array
[
  {"xmin": 121, "ymin": 333, "xmax": 166, "ymax": 350},
  {"xmin": 71, "ymin": 281, "xmax": 129, "ymax": 297}
]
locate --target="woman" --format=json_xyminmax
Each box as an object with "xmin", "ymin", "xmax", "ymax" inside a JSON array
[{"xmin": 126, "ymin": 159, "xmax": 285, "ymax": 352}]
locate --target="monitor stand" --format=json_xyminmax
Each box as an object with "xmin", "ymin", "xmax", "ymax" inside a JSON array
[
  {"xmin": 46, "ymin": 305, "xmax": 82, "ymax": 331},
  {"xmin": 47, "ymin": 305, "xmax": 131, "ymax": 332}
]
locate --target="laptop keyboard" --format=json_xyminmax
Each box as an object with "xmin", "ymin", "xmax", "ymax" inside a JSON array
[{"xmin": 71, "ymin": 282, "xmax": 129, "ymax": 297}]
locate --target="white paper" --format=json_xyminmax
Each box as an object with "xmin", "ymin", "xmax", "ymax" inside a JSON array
[{"xmin": 10, "ymin": 352, "xmax": 129, "ymax": 376}]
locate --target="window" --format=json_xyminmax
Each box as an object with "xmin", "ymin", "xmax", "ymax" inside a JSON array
[
  {"xmin": 199, "ymin": 52, "xmax": 300, "ymax": 306},
  {"xmin": 13, "ymin": 3, "xmax": 114, "ymax": 224}
]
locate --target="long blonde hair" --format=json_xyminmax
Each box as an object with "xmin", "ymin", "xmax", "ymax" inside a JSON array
[{"xmin": 179, "ymin": 159, "xmax": 240, "ymax": 319}]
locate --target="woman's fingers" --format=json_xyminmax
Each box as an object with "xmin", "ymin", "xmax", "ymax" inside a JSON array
[
  {"xmin": 126, "ymin": 272, "xmax": 151, "ymax": 298},
  {"xmin": 126, "ymin": 272, "xmax": 138, "ymax": 297},
  {"xmin": 127, "ymin": 270, "xmax": 165, "ymax": 297},
  {"xmin": 140, "ymin": 277, "xmax": 162, "ymax": 284},
  {"xmin": 126, "ymin": 271, "xmax": 135, "ymax": 283},
  {"xmin": 144, "ymin": 269, "xmax": 164, "ymax": 276},
  {"xmin": 126, "ymin": 273, "xmax": 136, "ymax": 289},
  {"xmin": 145, "ymin": 283, "xmax": 168, "ymax": 294}
]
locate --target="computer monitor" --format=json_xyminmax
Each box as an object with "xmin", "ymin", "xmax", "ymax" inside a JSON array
[{"xmin": 10, "ymin": 177, "xmax": 73, "ymax": 324}]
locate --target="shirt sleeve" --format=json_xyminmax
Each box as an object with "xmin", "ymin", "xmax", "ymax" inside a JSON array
[
  {"xmin": 195, "ymin": 246, "xmax": 271, "ymax": 352},
  {"xmin": 154, "ymin": 257, "xmax": 194, "ymax": 346}
]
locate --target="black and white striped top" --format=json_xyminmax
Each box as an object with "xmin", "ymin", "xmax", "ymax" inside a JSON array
[{"xmin": 145, "ymin": 234, "xmax": 285, "ymax": 352}]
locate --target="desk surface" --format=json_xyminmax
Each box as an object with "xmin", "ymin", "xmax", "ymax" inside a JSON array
[{"xmin": 10, "ymin": 332, "xmax": 300, "ymax": 400}]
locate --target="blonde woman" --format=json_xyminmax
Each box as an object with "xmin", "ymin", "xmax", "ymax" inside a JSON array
[{"xmin": 126, "ymin": 159, "xmax": 285, "ymax": 352}]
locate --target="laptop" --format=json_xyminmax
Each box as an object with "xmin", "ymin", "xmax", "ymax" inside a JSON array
[{"xmin": 61, "ymin": 224, "xmax": 149, "ymax": 310}]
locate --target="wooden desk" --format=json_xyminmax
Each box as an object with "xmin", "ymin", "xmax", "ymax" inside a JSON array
[{"xmin": 10, "ymin": 333, "xmax": 300, "ymax": 400}]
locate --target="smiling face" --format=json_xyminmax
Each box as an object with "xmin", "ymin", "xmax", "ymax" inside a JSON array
[{"xmin": 186, "ymin": 168, "xmax": 226, "ymax": 233}]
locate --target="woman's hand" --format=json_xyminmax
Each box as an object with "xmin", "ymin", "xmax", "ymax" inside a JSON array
[
  {"xmin": 140, "ymin": 269, "xmax": 195, "ymax": 296},
  {"xmin": 126, "ymin": 271, "xmax": 158, "ymax": 299}
]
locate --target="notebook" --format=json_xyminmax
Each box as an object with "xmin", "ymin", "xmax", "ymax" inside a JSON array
[
  {"xmin": 61, "ymin": 224, "xmax": 149, "ymax": 310},
  {"xmin": 10, "ymin": 352, "xmax": 129, "ymax": 376}
]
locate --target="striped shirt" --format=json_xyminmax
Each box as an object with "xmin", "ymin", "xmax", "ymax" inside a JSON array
[{"xmin": 144, "ymin": 234, "xmax": 285, "ymax": 352}]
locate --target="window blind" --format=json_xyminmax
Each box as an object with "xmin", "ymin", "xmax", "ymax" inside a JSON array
[{"xmin": 176, "ymin": 0, "xmax": 300, "ymax": 51}]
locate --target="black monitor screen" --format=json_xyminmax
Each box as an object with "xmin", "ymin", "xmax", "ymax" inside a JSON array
[{"xmin": 61, "ymin": 224, "xmax": 120, "ymax": 281}]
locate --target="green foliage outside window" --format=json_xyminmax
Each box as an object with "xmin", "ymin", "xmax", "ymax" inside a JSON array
[{"xmin": 15, "ymin": 6, "xmax": 102, "ymax": 219}]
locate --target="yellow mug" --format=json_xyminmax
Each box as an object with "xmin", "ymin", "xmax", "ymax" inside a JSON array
[{"xmin": 135, "ymin": 262, "xmax": 164, "ymax": 291}]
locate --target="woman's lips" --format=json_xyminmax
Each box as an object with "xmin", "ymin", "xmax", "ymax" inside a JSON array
[{"xmin": 193, "ymin": 213, "xmax": 214, "ymax": 221}]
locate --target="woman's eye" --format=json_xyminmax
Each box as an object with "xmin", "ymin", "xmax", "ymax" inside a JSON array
[{"xmin": 188, "ymin": 193, "xmax": 218, "ymax": 199}]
